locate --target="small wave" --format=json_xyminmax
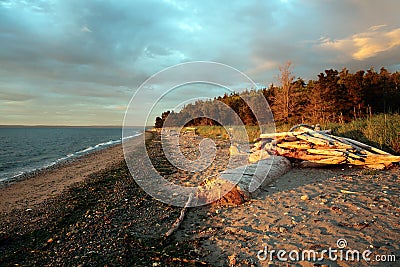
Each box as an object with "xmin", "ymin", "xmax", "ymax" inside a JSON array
[
  {"xmin": 10, "ymin": 171, "xmax": 25, "ymax": 179},
  {"xmin": 94, "ymin": 139, "xmax": 120, "ymax": 149},
  {"xmin": 3, "ymin": 169, "xmax": 36, "ymax": 183},
  {"xmin": 77, "ymin": 146, "xmax": 94, "ymax": 154},
  {"xmin": 1, "ymin": 131, "xmax": 143, "ymax": 183},
  {"xmin": 122, "ymin": 132, "xmax": 142, "ymax": 140}
]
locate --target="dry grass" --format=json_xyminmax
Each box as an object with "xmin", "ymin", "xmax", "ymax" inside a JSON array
[
  {"xmin": 194, "ymin": 125, "xmax": 261, "ymax": 143},
  {"xmin": 170, "ymin": 113, "xmax": 400, "ymax": 154},
  {"xmin": 325, "ymin": 113, "xmax": 400, "ymax": 154}
]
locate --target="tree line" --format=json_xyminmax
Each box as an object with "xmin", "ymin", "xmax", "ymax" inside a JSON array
[{"xmin": 155, "ymin": 65, "xmax": 400, "ymax": 128}]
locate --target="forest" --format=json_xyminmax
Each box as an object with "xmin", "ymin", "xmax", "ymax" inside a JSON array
[{"xmin": 155, "ymin": 64, "xmax": 400, "ymax": 128}]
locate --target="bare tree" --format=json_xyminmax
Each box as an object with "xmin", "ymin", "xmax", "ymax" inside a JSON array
[{"xmin": 273, "ymin": 61, "xmax": 295, "ymax": 123}]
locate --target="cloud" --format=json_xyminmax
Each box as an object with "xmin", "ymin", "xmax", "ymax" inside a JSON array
[
  {"xmin": 0, "ymin": 0, "xmax": 399, "ymax": 125},
  {"xmin": 81, "ymin": 26, "xmax": 92, "ymax": 33},
  {"xmin": 0, "ymin": 92, "xmax": 35, "ymax": 102},
  {"xmin": 246, "ymin": 60, "xmax": 280, "ymax": 77},
  {"xmin": 316, "ymin": 25, "xmax": 400, "ymax": 61}
]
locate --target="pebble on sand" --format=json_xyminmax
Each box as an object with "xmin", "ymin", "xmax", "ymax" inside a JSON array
[{"xmin": 300, "ymin": 195, "xmax": 309, "ymax": 201}]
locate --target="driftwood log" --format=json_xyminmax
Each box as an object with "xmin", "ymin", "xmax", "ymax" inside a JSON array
[
  {"xmin": 163, "ymin": 156, "xmax": 292, "ymax": 237},
  {"xmin": 164, "ymin": 193, "xmax": 193, "ymax": 238},
  {"xmin": 253, "ymin": 126, "xmax": 400, "ymax": 169}
]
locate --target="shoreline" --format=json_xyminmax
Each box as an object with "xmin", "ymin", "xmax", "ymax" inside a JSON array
[
  {"xmin": 0, "ymin": 131, "xmax": 201, "ymax": 266},
  {"xmin": 0, "ymin": 143, "xmax": 119, "ymax": 188},
  {"xmin": 0, "ymin": 136, "xmax": 141, "ymax": 213}
]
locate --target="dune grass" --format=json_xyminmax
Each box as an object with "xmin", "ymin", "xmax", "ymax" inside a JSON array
[
  {"xmin": 188, "ymin": 113, "xmax": 400, "ymax": 154},
  {"xmin": 324, "ymin": 113, "xmax": 400, "ymax": 154},
  {"xmin": 193, "ymin": 125, "xmax": 261, "ymax": 142}
]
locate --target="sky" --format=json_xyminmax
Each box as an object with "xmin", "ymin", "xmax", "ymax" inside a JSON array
[{"xmin": 0, "ymin": 0, "xmax": 399, "ymax": 126}]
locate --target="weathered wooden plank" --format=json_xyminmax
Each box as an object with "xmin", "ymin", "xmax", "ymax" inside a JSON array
[
  {"xmin": 365, "ymin": 163, "xmax": 387, "ymax": 170},
  {"xmin": 259, "ymin": 130, "xmax": 331, "ymax": 139},
  {"xmin": 305, "ymin": 156, "xmax": 347, "ymax": 165},
  {"xmin": 346, "ymin": 157, "xmax": 365, "ymax": 165},
  {"xmin": 309, "ymin": 156, "xmax": 347, "ymax": 164},
  {"xmin": 294, "ymin": 126, "xmax": 331, "ymax": 133},
  {"xmin": 284, "ymin": 136, "xmax": 298, "ymax": 142},
  {"xmin": 277, "ymin": 150, "xmax": 334, "ymax": 161},
  {"xmin": 345, "ymin": 151, "xmax": 366, "ymax": 160},
  {"xmin": 277, "ymin": 141, "xmax": 312, "ymax": 150},
  {"xmin": 296, "ymin": 133, "xmax": 330, "ymax": 146},
  {"xmin": 317, "ymin": 132, "xmax": 369, "ymax": 155},
  {"xmin": 307, "ymin": 148, "xmax": 345, "ymax": 157},
  {"xmin": 307, "ymin": 131, "xmax": 354, "ymax": 149},
  {"xmin": 339, "ymin": 137, "xmax": 391, "ymax": 155},
  {"xmin": 260, "ymin": 132, "xmax": 304, "ymax": 138},
  {"xmin": 364, "ymin": 154, "xmax": 400, "ymax": 164},
  {"xmin": 347, "ymin": 154, "xmax": 400, "ymax": 166}
]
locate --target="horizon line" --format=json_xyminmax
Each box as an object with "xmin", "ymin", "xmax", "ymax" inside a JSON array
[{"xmin": 0, "ymin": 125, "xmax": 147, "ymax": 128}]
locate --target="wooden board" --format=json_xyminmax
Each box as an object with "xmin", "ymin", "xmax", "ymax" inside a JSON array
[
  {"xmin": 277, "ymin": 141, "xmax": 312, "ymax": 150},
  {"xmin": 306, "ymin": 148, "xmax": 345, "ymax": 157},
  {"xmin": 260, "ymin": 130, "xmax": 331, "ymax": 139},
  {"xmin": 307, "ymin": 131, "xmax": 354, "ymax": 150},
  {"xmin": 338, "ymin": 137, "xmax": 391, "ymax": 155},
  {"xmin": 296, "ymin": 133, "xmax": 330, "ymax": 146},
  {"xmin": 260, "ymin": 131, "xmax": 305, "ymax": 139},
  {"xmin": 307, "ymin": 156, "xmax": 347, "ymax": 165}
]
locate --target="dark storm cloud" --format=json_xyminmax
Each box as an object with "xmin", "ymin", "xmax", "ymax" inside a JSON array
[
  {"xmin": 0, "ymin": 0, "xmax": 399, "ymax": 125},
  {"xmin": 0, "ymin": 0, "xmax": 182, "ymax": 86}
]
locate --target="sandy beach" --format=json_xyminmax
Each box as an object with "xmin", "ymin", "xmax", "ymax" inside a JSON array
[
  {"xmin": 0, "ymin": 132, "xmax": 399, "ymax": 266},
  {"xmin": 177, "ymin": 167, "xmax": 399, "ymax": 266}
]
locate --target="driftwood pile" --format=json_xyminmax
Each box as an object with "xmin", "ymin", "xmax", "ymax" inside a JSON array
[{"xmin": 252, "ymin": 125, "xmax": 400, "ymax": 170}]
